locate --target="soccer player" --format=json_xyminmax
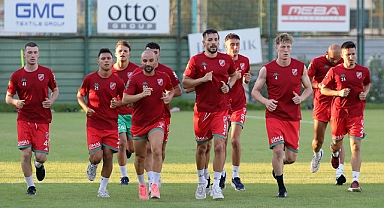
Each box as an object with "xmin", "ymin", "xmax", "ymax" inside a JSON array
[
  {"xmin": 251, "ymin": 33, "xmax": 313, "ymax": 198},
  {"xmin": 122, "ymin": 50, "xmax": 174, "ymax": 200},
  {"xmin": 5, "ymin": 41, "xmax": 59, "ymax": 195},
  {"xmin": 182, "ymin": 28, "xmax": 240, "ymax": 200},
  {"xmin": 222, "ymin": 33, "xmax": 251, "ymax": 191},
  {"xmin": 112, "ymin": 40, "xmax": 139, "ymax": 185},
  {"xmin": 77, "ymin": 48, "xmax": 125, "ymax": 197},
  {"xmin": 321, "ymin": 41, "xmax": 371, "ymax": 192},
  {"xmin": 143, "ymin": 42, "xmax": 182, "ymax": 189},
  {"xmin": 308, "ymin": 44, "xmax": 347, "ymax": 185}
]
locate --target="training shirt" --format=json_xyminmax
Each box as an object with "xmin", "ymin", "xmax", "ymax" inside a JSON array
[
  {"xmin": 184, "ymin": 52, "xmax": 236, "ymax": 112},
  {"xmin": 322, "ymin": 63, "xmax": 371, "ymax": 118},
  {"xmin": 112, "ymin": 62, "xmax": 139, "ymax": 115},
  {"xmin": 78, "ymin": 71, "xmax": 125, "ymax": 130},
  {"xmin": 228, "ymin": 54, "xmax": 250, "ymax": 111},
  {"xmin": 7, "ymin": 65, "xmax": 58, "ymax": 124},
  {"xmin": 124, "ymin": 69, "xmax": 173, "ymax": 127},
  {"xmin": 264, "ymin": 58, "xmax": 305, "ymax": 121},
  {"xmin": 308, "ymin": 55, "xmax": 343, "ymax": 108}
]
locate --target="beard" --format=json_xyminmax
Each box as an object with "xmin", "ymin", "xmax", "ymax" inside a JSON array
[
  {"xmin": 144, "ymin": 66, "xmax": 154, "ymax": 73},
  {"xmin": 207, "ymin": 46, "xmax": 218, "ymax": 54}
]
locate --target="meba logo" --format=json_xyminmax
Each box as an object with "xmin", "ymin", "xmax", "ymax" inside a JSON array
[
  {"xmin": 283, "ymin": 5, "xmax": 346, "ymax": 16},
  {"xmin": 16, "ymin": 3, "xmax": 64, "ymax": 18}
]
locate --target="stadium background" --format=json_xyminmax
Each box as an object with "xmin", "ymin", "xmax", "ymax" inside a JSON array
[{"xmin": 0, "ymin": 0, "xmax": 383, "ymax": 104}]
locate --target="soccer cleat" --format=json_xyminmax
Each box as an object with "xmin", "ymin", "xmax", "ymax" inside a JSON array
[
  {"xmin": 219, "ymin": 172, "xmax": 226, "ymax": 189},
  {"xmin": 211, "ymin": 185, "xmax": 224, "ymax": 199},
  {"xmin": 195, "ymin": 181, "xmax": 207, "ymax": 200},
  {"xmin": 26, "ymin": 186, "xmax": 36, "ymax": 195},
  {"xmin": 97, "ymin": 189, "xmax": 110, "ymax": 198},
  {"xmin": 120, "ymin": 176, "xmax": 129, "ymax": 185},
  {"xmin": 276, "ymin": 189, "xmax": 287, "ymax": 198},
  {"xmin": 36, "ymin": 164, "xmax": 46, "ymax": 181},
  {"xmin": 138, "ymin": 184, "xmax": 149, "ymax": 200},
  {"xmin": 231, "ymin": 177, "xmax": 245, "ymax": 191},
  {"xmin": 150, "ymin": 183, "xmax": 160, "ymax": 199},
  {"xmin": 126, "ymin": 149, "xmax": 132, "ymax": 159},
  {"xmin": 348, "ymin": 181, "xmax": 362, "ymax": 192},
  {"xmin": 310, "ymin": 149, "xmax": 324, "ymax": 173},
  {"xmin": 335, "ymin": 174, "xmax": 346, "ymax": 185},
  {"xmin": 86, "ymin": 163, "xmax": 98, "ymax": 181},
  {"xmin": 205, "ymin": 177, "xmax": 211, "ymax": 195},
  {"xmin": 331, "ymin": 151, "xmax": 340, "ymax": 169}
]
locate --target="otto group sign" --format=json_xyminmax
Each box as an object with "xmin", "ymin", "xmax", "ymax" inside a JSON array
[
  {"xmin": 278, "ymin": 0, "xmax": 350, "ymax": 32},
  {"xmin": 97, "ymin": 0, "xmax": 170, "ymax": 34}
]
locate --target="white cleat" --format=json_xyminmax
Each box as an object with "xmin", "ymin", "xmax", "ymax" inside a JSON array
[{"xmin": 311, "ymin": 149, "xmax": 323, "ymax": 173}]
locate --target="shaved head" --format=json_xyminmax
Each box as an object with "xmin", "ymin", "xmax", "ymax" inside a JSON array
[{"xmin": 326, "ymin": 44, "xmax": 342, "ymax": 65}]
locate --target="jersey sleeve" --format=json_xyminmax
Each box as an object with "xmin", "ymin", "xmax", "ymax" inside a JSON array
[
  {"xmin": 7, "ymin": 73, "xmax": 18, "ymax": 95},
  {"xmin": 48, "ymin": 70, "xmax": 58, "ymax": 91},
  {"xmin": 363, "ymin": 68, "xmax": 371, "ymax": 85},
  {"xmin": 184, "ymin": 56, "xmax": 198, "ymax": 78},
  {"xmin": 78, "ymin": 76, "xmax": 90, "ymax": 96},
  {"xmin": 321, "ymin": 68, "xmax": 334, "ymax": 88},
  {"xmin": 228, "ymin": 57, "xmax": 236, "ymax": 75},
  {"xmin": 124, "ymin": 75, "xmax": 138, "ymax": 95},
  {"xmin": 163, "ymin": 73, "xmax": 173, "ymax": 91},
  {"xmin": 307, "ymin": 59, "xmax": 317, "ymax": 79}
]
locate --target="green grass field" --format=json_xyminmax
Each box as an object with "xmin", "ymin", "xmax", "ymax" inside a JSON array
[{"xmin": 1, "ymin": 110, "xmax": 383, "ymax": 208}]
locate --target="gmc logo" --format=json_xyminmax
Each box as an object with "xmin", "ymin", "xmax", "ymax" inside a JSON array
[
  {"xmin": 16, "ymin": 3, "xmax": 64, "ymax": 18},
  {"xmin": 282, "ymin": 5, "xmax": 346, "ymax": 16}
]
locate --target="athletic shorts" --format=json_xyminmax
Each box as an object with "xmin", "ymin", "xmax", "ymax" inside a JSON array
[
  {"xmin": 312, "ymin": 103, "xmax": 331, "ymax": 122},
  {"xmin": 164, "ymin": 117, "xmax": 170, "ymax": 144},
  {"xmin": 229, "ymin": 106, "xmax": 247, "ymax": 128},
  {"xmin": 87, "ymin": 127, "xmax": 119, "ymax": 153},
  {"xmin": 330, "ymin": 116, "xmax": 366, "ymax": 142},
  {"xmin": 17, "ymin": 120, "xmax": 50, "ymax": 154},
  {"xmin": 118, "ymin": 114, "xmax": 132, "ymax": 138},
  {"xmin": 194, "ymin": 109, "xmax": 229, "ymax": 144},
  {"xmin": 266, "ymin": 118, "xmax": 300, "ymax": 153},
  {"xmin": 131, "ymin": 119, "xmax": 166, "ymax": 141}
]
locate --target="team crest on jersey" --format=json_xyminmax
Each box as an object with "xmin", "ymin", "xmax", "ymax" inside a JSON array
[
  {"xmin": 157, "ymin": 78, "xmax": 163, "ymax": 86},
  {"xmin": 38, "ymin": 74, "xmax": 44, "ymax": 81},
  {"xmin": 273, "ymin": 72, "xmax": 279, "ymax": 80},
  {"xmin": 356, "ymin": 72, "xmax": 362, "ymax": 79},
  {"xmin": 110, "ymin": 82, "xmax": 116, "ymax": 90},
  {"xmin": 127, "ymin": 72, "xmax": 133, "ymax": 78},
  {"xmin": 292, "ymin": 69, "xmax": 298, "ymax": 76},
  {"xmin": 219, "ymin": 59, "xmax": 225, "ymax": 67},
  {"xmin": 240, "ymin": 63, "xmax": 245, "ymax": 70}
]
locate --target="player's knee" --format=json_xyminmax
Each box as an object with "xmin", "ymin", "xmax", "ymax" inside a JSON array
[{"xmin": 231, "ymin": 139, "xmax": 240, "ymax": 149}]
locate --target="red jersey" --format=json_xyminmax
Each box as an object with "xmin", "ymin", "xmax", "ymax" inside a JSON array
[
  {"xmin": 322, "ymin": 64, "xmax": 371, "ymax": 118},
  {"xmin": 7, "ymin": 65, "xmax": 58, "ymax": 123},
  {"xmin": 124, "ymin": 69, "xmax": 173, "ymax": 127},
  {"xmin": 112, "ymin": 62, "xmax": 139, "ymax": 115},
  {"xmin": 78, "ymin": 71, "xmax": 125, "ymax": 130},
  {"xmin": 308, "ymin": 55, "xmax": 343, "ymax": 108},
  {"xmin": 264, "ymin": 58, "xmax": 305, "ymax": 121},
  {"xmin": 229, "ymin": 54, "xmax": 250, "ymax": 111},
  {"xmin": 184, "ymin": 52, "xmax": 236, "ymax": 112},
  {"xmin": 156, "ymin": 63, "xmax": 181, "ymax": 118}
]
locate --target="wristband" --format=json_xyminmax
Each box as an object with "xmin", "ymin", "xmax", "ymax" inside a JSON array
[{"xmin": 226, "ymin": 83, "xmax": 232, "ymax": 90}]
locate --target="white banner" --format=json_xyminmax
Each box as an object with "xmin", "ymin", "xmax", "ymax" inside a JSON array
[
  {"xmin": 188, "ymin": 28, "xmax": 263, "ymax": 64},
  {"xmin": 278, "ymin": 0, "xmax": 350, "ymax": 32},
  {"xmin": 97, "ymin": 0, "xmax": 170, "ymax": 34},
  {"xmin": 4, "ymin": 0, "xmax": 77, "ymax": 33}
]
